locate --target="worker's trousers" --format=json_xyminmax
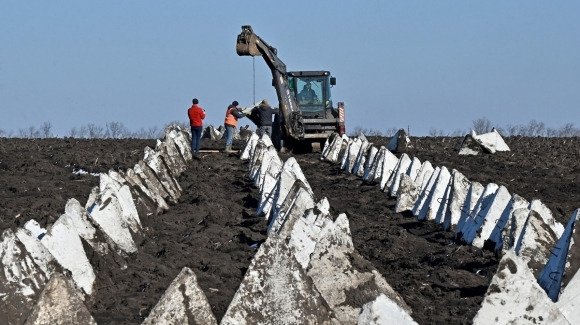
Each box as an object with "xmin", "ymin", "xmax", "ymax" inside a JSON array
[
  {"xmin": 190, "ymin": 126, "xmax": 203, "ymax": 153},
  {"xmin": 224, "ymin": 124, "xmax": 235, "ymax": 147},
  {"xmin": 258, "ymin": 126, "xmax": 272, "ymax": 139}
]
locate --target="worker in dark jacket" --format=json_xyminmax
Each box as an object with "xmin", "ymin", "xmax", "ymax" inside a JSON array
[
  {"xmin": 254, "ymin": 99, "xmax": 277, "ymax": 138},
  {"xmin": 187, "ymin": 98, "xmax": 206, "ymax": 156},
  {"xmin": 223, "ymin": 100, "xmax": 246, "ymax": 153}
]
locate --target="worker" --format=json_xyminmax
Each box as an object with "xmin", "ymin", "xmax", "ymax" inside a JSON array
[
  {"xmin": 223, "ymin": 100, "xmax": 246, "ymax": 153},
  {"xmin": 298, "ymin": 82, "xmax": 317, "ymax": 104},
  {"xmin": 255, "ymin": 99, "xmax": 277, "ymax": 138},
  {"xmin": 187, "ymin": 98, "xmax": 206, "ymax": 156}
]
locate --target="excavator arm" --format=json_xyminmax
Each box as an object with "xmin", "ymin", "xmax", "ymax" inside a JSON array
[{"xmin": 236, "ymin": 25, "xmax": 305, "ymax": 141}]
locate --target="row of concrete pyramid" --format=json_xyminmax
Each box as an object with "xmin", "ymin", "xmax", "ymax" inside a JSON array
[
  {"xmin": 5, "ymin": 123, "xmax": 578, "ymax": 324},
  {"xmin": 142, "ymin": 131, "xmax": 422, "ymax": 324},
  {"xmin": 321, "ymin": 131, "xmax": 580, "ymax": 324},
  {"xmin": 224, "ymin": 132, "xmax": 419, "ymax": 324},
  {"xmin": 0, "ymin": 125, "xmax": 194, "ymax": 324}
]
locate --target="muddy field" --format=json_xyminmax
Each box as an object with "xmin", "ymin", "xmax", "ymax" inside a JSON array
[{"xmin": 0, "ymin": 134, "xmax": 578, "ymax": 324}]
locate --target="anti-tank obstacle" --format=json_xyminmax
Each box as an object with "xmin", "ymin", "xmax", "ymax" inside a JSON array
[{"xmin": 321, "ymin": 131, "xmax": 580, "ymax": 324}]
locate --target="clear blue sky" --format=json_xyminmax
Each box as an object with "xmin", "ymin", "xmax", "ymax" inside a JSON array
[{"xmin": 2, "ymin": 1, "xmax": 579, "ymax": 137}]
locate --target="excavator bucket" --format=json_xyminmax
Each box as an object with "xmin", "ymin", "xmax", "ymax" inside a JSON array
[{"xmin": 236, "ymin": 25, "xmax": 261, "ymax": 56}]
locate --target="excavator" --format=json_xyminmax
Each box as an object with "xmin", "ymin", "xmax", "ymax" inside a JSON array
[{"xmin": 236, "ymin": 25, "xmax": 346, "ymax": 152}]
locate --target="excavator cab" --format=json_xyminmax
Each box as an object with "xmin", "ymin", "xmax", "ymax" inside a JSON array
[{"xmin": 288, "ymin": 71, "xmax": 337, "ymax": 119}]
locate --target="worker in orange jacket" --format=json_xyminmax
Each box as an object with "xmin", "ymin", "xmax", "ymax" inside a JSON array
[
  {"xmin": 187, "ymin": 98, "xmax": 206, "ymax": 155},
  {"xmin": 223, "ymin": 100, "xmax": 246, "ymax": 153}
]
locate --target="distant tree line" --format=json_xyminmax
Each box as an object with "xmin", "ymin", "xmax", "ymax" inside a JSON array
[
  {"xmin": 471, "ymin": 117, "xmax": 580, "ymax": 137},
  {"xmin": 0, "ymin": 121, "xmax": 192, "ymax": 139},
  {"xmin": 350, "ymin": 118, "xmax": 580, "ymax": 138},
  {"xmin": 2, "ymin": 118, "xmax": 579, "ymax": 139}
]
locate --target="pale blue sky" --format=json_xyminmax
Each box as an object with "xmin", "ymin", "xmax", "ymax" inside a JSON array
[{"xmin": 1, "ymin": 1, "xmax": 579, "ymax": 137}]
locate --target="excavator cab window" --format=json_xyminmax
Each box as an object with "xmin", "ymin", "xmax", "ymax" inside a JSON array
[{"xmin": 294, "ymin": 77, "xmax": 324, "ymax": 113}]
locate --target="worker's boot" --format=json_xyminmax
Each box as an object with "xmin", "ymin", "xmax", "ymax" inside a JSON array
[{"xmin": 224, "ymin": 146, "xmax": 232, "ymax": 153}]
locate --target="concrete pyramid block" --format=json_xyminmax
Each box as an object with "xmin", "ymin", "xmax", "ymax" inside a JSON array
[
  {"xmin": 267, "ymin": 179, "xmax": 315, "ymax": 235},
  {"xmin": 85, "ymin": 186, "xmax": 138, "ymax": 255},
  {"xmin": 287, "ymin": 198, "xmax": 334, "ymax": 269},
  {"xmin": 459, "ymin": 129, "xmax": 510, "ymax": 155},
  {"xmin": 321, "ymin": 132, "xmax": 348, "ymax": 163},
  {"xmin": 142, "ymin": 147, "xmax": 182, "ymax": 203},
  {"xmin": 221, "ymin": 236, "xmax": 338, "ymax": 324},
  {"xmin": 254, "ymin": 146, "xmax": 281, "ymax": 191},
  {"xmin": 387, "ymin": 128, "xmax": 411, "ymax": 153},
  {"xmin": 142, "ymin": 267, "xmax": 217, "ymax": 325},
  {"xmin": 63, "ymin": 198, "xmax": 114, "ymax": 256},
  {"xmin": 406, "ymin": 157, "xmax": 422, "ymax": 182},
  {"xmin": 539, "ymin": 209, "xmax": 580, "ymax": 302},
  {"xmin": 110, "ymin": 169, "xmax": 159, "ymax": 216},
  {"xmin": 39, "ymin": 214, "xmax": 96, "ymax": 295},
  {"xmin": 63, "ymin": 199, "xmax": 128, "ymax": 271},
  {"xmin": 307, "ymin": 213, "xmax": 412, "ymax": 324},
  {"xmin": 560, "ymin": 209, "xmax": 580, "ymax": 291},
  {"xmin": 358, "ymin": 293, "xmax": 419, "ymax": 325},
  {"xmin": 0, "ymin": 228, "xmax": 58, "ymax": 324},
  {"xmin": 487, "ymin": 194, "xmax": 529, "ymax": 252},
  {"xmin": 377, "ymin": 148, "xmax": 401, "ymax": 190},
  {"xmin": 105, "ymin": 169, "xmax": 127, "ymax": 188},
  {"xmin": 442, "ymin": 169, "xmax": 470, "ymax": 231},
  {"xmin": 416, "ymin": 166, "xmax": 451, "ymax": 221},
  {"xmin": 470, "ymin": 185, "xmax": 512, "ymax": 248},
  {"xmin": 362, "ymin": 146, "xmax": 379, "ymax": 182},
  {"xmin": 415, "ymin": 160, "xmax": 435, "ymax": 194},
  {"xmin": 248, "ymin": 140, "xmax": 271, "ymax": 181},
  {"xmin": 201, "ymin": 125, "xmax": 222, "ymax": 140},
  {"xmin": 364, "ymin": 146, "xmax": 386, "ymax": 184},
  {"xmin": 339, "ymin": 137, "xmax": 352, "ymax": 170},
  {"xmin": 530, "ymin": 199, "xmax": 565, "ymax": 239},
  {"xmin": 385, "ymin": 153, "xmax": 412, "ymax": 197},
  {"xmin": 260, "ymin": 158, "xmax": 312, "ymax": 221},
  {"xmin": 352, "ymin": 136, "xmax": 371, "ymax": 177},
  {"xmin": 341, "ymin": 136, "xmax": 363, "ymax": 174},
  {"xmin": 456, "ymin": 183, "xmax": 499, "ymax": 243},
  {"xmin": 97, "ymin": 174, "xmax": 142, "ymax": 233},
  {"xmin": 162, "ymin": 124, "xmax": 193, "ymax": 162},
  {"xmin": 458, "ymin": 132, "xmax": 484, "ymax": 156},
  {"xmin": 239, "ymin": 132, "xmax": 259, "ymax": 161},
  {"xmin": 155, "ymin": 137, "xmax": 187, "ymax": 177},
  {"xmin": 256, "ymin": 157, "xmax": 305, "ymax": 218},
  {"xmin": 365, "ymin": 146, "xmax": 384, "ymax": 184},
  {"xmin": 505, "ymin": 207, "xmax": 531, "ymax": 252},
  {"xmin": 394, "ymin": 174, "xmax": 421, "ymax": 213},
  {"xmin": 412, "ymin": 167, "xmax": 440, "ymax": 218},
  {"xmin": 557, "ymin": 222, "xmax": 580, "ymax": 321},
  {"xmin": 515, "ymin": 210, "xmax": 559, "ymax": 277},
  {"xmin": 123, "ymin": 167, "xmax": 169, "ymax": 213},
  {"xmin": 474, "ymin": 128, "xmax": 510, "ymax": 153},
  {"xmin": 558, "ymin": 272, "xmax": 580, "ymax": 322},
  {"xmin": 24, "ymin": 272, "xmax": 97, "ymax": 325},
  {"xmin": 454, "ymin": 181, "xmax": 485, "ymax": 239},
  {"xmin": 433, "ymin": 176, "xmax": 453, "ymax": 224},
  {"xmin": 133, "ymin": 161, "xmax": 172, "ymax": 205},
  {"xmin": 472, "ymin": 250, "xmax": 567, "ymax": 325},
  {"xmin": 255, "ymin": 157, "xmax": 283, "ymax": 217},
  {"xmin": 23, "ymin": 219, "xmax": 45, "ymax": 239}
]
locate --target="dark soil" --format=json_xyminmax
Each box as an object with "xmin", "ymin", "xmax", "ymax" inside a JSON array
[{"xmin": 0, "ymin": 135, "xmax": 578, "ymax": 325}]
